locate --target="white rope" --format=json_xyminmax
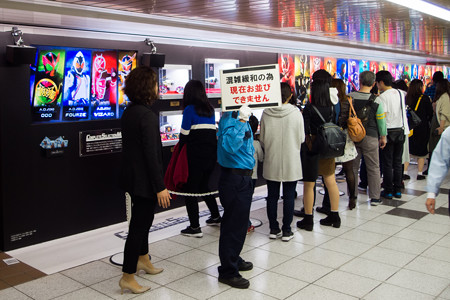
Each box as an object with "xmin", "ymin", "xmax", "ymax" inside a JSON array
[{"xmin": 167, "ymin": 190, "xmax": 219, "ymax": 197}]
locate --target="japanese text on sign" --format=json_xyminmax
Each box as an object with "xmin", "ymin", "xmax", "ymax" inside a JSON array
[{"xmin": 220, "ymin": 64, "xmax": 281, "ymax": 111}]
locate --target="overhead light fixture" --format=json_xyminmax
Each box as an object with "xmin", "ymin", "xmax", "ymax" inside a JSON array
[
  {"xmin": 144, "ymin": 38, "xmax": 157, "ymax": 54},
  {"xmin": 385, "ymin": 0, "xmax": 450, "ymax": 22},
  {"xmin": 141, "ymin": 38, "xmax": 165, "ymax": 68}
]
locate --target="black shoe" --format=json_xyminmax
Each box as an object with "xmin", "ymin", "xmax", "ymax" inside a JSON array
[
  {"xmin": 218, "ymin": 276, "xmax": 250, "ymax": 289},
  {"xmin": 180, "ymin": 226, "xmax": 203, "ymax": 238},
  {"xmin": 423, "ymin": 169, "xmax": 428, "ymax": 175},
  {"xmin": 294, "ymin": 208, "xmax": 305, "ymax": 217},
  {"xmin": 358, "ymin": 183, "xmax": 367, "ymax": 191},
  {"xmin": 380, "ymin": 191, "xmax": 393, "ymax": 199},
  {"xmin": 238, "ymin": 260, "xmax": 253, "ymax": 271},
  {"xmin": 281, "ymin": 230, "xmax": 294, "ymax": 242},
  {"xmin": 403, "ymin": 174, "xmax": 411, "ymax": 180},
  {"xmin": 269, "ymin": 228, "xmax": 282, "ymax": 239},
  {"xmin": 370, "ymin": 198, "xmax": 382, "ymax": 206},
  {"xmin": 320, "ymin": 212, "xmax": 341, "ymax": 228},
  {"xmin": 417, "ymin": 174, "xmax": 426, "ymax": 180},
  {"xmin": 394, "ymin": 192, "xmax": 402, "ymax": 199},
  {"xmin": 296, "ymin": 215, "xmax": 313, "ymax": 231},
  {"xmin": 348, "ymin": 198, "xmax": 356, "ymax": 210},
  {"xmin": 316, "ymin": 206, "xmax": 331, "ymax": 215},
  {"xmin": 205, "ymin": 216, "xmax": 221, "ymax": 226}
]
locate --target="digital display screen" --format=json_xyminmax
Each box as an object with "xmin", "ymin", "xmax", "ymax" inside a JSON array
[{"xmin": 30, "ymin": 46, "xmax": 137, "ymax": 123}]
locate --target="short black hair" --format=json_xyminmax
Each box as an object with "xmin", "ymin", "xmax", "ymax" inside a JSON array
[
  {"xmin": 433, "ymin": 71, "xmax": 444, "ymax": 82},
  {"xmin": 248, "ymin": 114, "xmax": 259, "ymax": 135},
  {"xmin": 375, "ymin": 71, "xmax": 393, "ymax": 87}
]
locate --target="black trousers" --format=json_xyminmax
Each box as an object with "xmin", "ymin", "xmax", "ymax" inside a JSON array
[
  {"xmin": 122, "ymin": 194, "xmax": 157, "ymax": 274},
  {"xmin": 381, "ymin": 137, "xmax": 404, "ymax": 193},
  {"xmin": 185, "ymin": 195, "xmax": 220, "ymax": 228},
  {"xmin": 217, "ymin": 169, "xmax": 253, "ymax": 279}
]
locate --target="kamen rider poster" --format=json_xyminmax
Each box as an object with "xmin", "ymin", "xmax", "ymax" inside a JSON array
[
  {"xmin": 411, "ymin": 64, "xmax": 419, "ymax": 80},
  {"xmin": 117, "ymin": 51, "xmax": 137, "ymax": 117},
  {"xmin": 324, "ymin": 57, "xmax": 337, "ymax": 78},
  {"xmin": 369, "ymin": 61, "xmax": 379, "ymax": 74},
  {"xmin": 347, "ymin": 59, "xmax": 359, "ymax": 93},
  {"xmin": 31, "ymin": 48, "xmax": 66, "ymax": 122},
  {"xmin": 336, "ymin": 59, "xmax": 348, "ymax": 87},
  {"xmin": 423, "ymin": 65, "xmax": 432, "ymax": 86},
  {"xmin": 278, "ymin": 54, "xmax": 295, "ymax": 92},
  {"xmin": 310, "ymin": 56, "xmax": 323, "ymax": 76},
  {"xmin": 379, "ymin": 62, "xmax": 389, "ymax": 72},
  {"xmin": 62, "ymin": 49, "xmax": 91, "ymax": 121},
  {"xmin": 90, "ymin": 50, "xmax": 118, "ymax": 120},
  {"xmin": 295, "ymin": 54, "xmax": 310, "ymax": 105},
  {"xmin": 359, "ymin": 60, "xmax": 369, "ymax": 73},
  {"xmin": 403, "ymin": 64, "xmax": 412, "ymax": 83},
  {"xmin": 388, "ymin": 63, "xmax": 396, "ymax": 78},
  {"xmin": 395, "ymin": 64, "xmax": 404, "ymax": 81},
  {"xmin": 443, "ymin": 66, "xmax": 448, "ymax": 80},
  {"xmin": 418, "ymin": 65, "xmax": 425, "ymax": 81}
]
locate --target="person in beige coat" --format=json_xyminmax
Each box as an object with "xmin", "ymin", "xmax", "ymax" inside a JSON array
[{"xmin": 259, "ymin": 82, "xmax": 305, "ymax": 242}]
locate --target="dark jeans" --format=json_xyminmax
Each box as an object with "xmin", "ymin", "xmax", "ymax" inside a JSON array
[
  {"xmin": 266, "ymin": 180, "xmax": 297, "ymax": 232},
  {"xmin": 185, "ymin": 195, "xmax": 220, "ymax": 228},
  {"xmin": 359, "ymin": 155, "xmax": 368, "ymax": 187},
  {"xmin": 381, "ymin": 137, "xmax": 404, "ymax": 193},
  {"xmin": 122, "ymin": 194, "xmax": 157, "ymax": 274},
  {"xmin": 218, "ymin": 169, "xmax": 253, "ymax": 279}
]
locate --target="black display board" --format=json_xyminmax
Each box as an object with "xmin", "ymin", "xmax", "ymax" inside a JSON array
[{"xmin": 0, "ymin": 32, "xmax": 276, "ymax": 251}]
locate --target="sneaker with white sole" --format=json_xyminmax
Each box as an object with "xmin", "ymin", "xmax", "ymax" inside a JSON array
[
  {"xmin": 181, "ymin": 226, "xmax": 203, "ymax": 238},
  {"xmin": 281, "ymin": 230, "xmax": 294, "ymax": 242},
  {"xmin": 205, "ymin": 216, "xmax": 222, "ymax": 226},
  {"xmin": 269, "ymin": 228, "xmax": 282, "ymax": 239}
]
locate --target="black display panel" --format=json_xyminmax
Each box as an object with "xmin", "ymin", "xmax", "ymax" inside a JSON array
[{"xmin": 30, "ymin": 46, "xmax": 137, "ymax": 123}]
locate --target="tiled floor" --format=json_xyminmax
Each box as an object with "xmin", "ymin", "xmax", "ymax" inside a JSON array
[{"xmin": 1, "ymin": 164, "xmax": 450, "ymax": 299}]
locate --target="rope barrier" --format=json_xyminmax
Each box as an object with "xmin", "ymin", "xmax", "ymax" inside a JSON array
[{"xmin": 167, "ymin": 190, "xmax": 219, "ymax": 197}]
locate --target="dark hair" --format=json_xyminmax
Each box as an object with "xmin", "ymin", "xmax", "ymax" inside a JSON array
[
  {"xmin": 310, "ymin": 69, "xmax": 332, "ymax": 107},
  {"xmin": 248, "ymin": 114, "xmax": 259, "ymax": 136},
  {"xmin": 432, "ymin": 71, "xmax": 444, "ymax": 83},
  {"xmin": 182, "ymin": 80, "xmax": 214, "ymax": 117},
  {"xmin": 359, "ymin": 71, "xmax": 375, "ymax": 87},
  {"xmin": 123, "ymin": 66, "xmax": 158, "ymax": 105},
  {"xmin": 434, "ymin": 79, "xmax": 450, "ymax": 102},
  {"xmin": 375, "ymin": 71, "xmax": 393, "ymax": 87},
  {"xmin": 331, "ymin": 78, "xmax": 347, "ymax": 103},
  {"xmin": 405, "ymin": 79, "xmax": 423, "ymax": 107},
  {"xmin": 281, "ymin": 82, "xmax": 293, "ymax": 104},
  {"xmin": 393, "ymin": 79, "xmax": 408, "ymax": 92}
]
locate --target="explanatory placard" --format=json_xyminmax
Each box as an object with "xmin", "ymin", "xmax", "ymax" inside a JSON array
[
  {"xmin": 220, "ymin": 64, "xmax": 281, "ymax": 111},
  {"xmin": 79, "ymin": 128, "xmax": 122, "ymax": 157}
]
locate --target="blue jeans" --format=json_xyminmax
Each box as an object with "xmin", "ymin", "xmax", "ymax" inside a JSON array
[{"xmin": 266, "ymin": 180, "xmax": 297, "ymax": 232}]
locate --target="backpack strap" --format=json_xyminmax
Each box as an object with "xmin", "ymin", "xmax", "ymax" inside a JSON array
[
  {"xmin": 311, "ymin": 105, "xmax": 326, "ymax": 124},
  {"xmin": 396, "ymin": 89, "xmax": 405, "ymax": 129}
]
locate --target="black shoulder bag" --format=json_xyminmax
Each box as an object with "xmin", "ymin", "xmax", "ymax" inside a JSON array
[{"xmin": 387, "ymin": 90, "xmax": 407, "ymax": 144}]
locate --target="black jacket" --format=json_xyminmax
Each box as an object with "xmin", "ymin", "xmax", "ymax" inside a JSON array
[{"xmin": 120, "ymin": 103, "xmax": 165, "ymax": 198}]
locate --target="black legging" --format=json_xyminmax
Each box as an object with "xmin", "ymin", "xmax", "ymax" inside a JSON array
[{"xmin": 342, "ymin": 160, "xmax": 356, "ymax": 199}]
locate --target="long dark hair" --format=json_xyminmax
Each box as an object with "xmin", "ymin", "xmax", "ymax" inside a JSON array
[
  {"xmin": 182, "ymin": 80, "xmax": 214, "ymax": 117},
  {"xmin": 123, "ymin": 66, "xmax": 158, "ymax": 106},
  {"xmin": 406, "ymin": 79, "xmax": 423, "ymax": 107},
  {"xmin": 310, "ymin": 69, "xmax": 332, "ymax": 107},
  {"xmin": 434, "ymin": 79, "xmax": 450, "ymax": 102},
  {"xmin": 331, "ymin": 78, "xmax": 347, "ymax": 103}
]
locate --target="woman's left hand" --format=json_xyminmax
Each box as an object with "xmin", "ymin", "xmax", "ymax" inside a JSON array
[
  {"xmin": 157, "ymin": 189, "xmax": 172, "ymax": 208},
  {"xmin": 437, "ymin": 127, "xmax": 444, "ymax": 135}
]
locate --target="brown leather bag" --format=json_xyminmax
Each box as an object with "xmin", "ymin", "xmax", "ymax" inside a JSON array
[{"xmin": 347, "ymin": 97, "xmax": 366, "ymax": 142}]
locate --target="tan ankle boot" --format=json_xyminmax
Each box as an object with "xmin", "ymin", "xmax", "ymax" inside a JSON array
[
  {"xmin": 137, "ymin": 254, "xmax": 164, "ymax": 275},
  {"xmin": 119, "ymin": 273, "xmax": 150, "ymax": 294}
]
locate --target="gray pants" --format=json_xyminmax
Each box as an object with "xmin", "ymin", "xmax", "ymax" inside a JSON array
[{"xmin": 353, "ymin": 135, "xmax": 381, "ymax": 200}]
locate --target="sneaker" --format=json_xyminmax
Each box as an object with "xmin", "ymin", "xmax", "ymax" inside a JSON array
[
  {"xmin": 403, "ymin": 174, "xmax": 411, "ymax": 180},
  {"xmin": 180, "ymin": 226, "xmax": 203, "ymax": 238},
  {"xmin": 370, "ymin": 198, "xmax": 382, "ymax": 206},
  {"xmin": 269, "ymin": 228, "xmax": 282, "ymax": 239},
  {"xmin": 247, "ymin": 225, "xmax": 255, "ymax": 234},
  {"xmin": 417, "ymin": 174, "xmax": 426, "ymax": 180},
  {"xmin": 205, "ymin": 216, "xmax": 222, "ymax": 226},
  {"xmin": 358, "ymin": 183, "xmax": 367, "ymax": 191},
  {"xmin": 394, "ymin": 192, "xmax": 402, "ymax": 199},
  {"xmin": 380, "ymin": 191, "xmax": 393, "ymax": 199},
  {"xmin": 281, "ymin": 230, "xmax": 294, "ymax": 242}
]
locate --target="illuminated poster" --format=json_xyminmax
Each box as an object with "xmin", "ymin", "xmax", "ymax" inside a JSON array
[
  {"xmin": 424, "ymin": 65, "xmax": 432, "ymax": 86},
  {"xmin": 279, "ymin": 54, "xmax": 295, "ymax": 91},
  {"xmin": 370, "ymin": 61, "xmax": 379, "ymax": 74},
  {"xmin": 388, "ymin": 63, "xmax": 396, "ymax": 77},
  {"xmin": 62, "ymin": 49, "xmax": 91, "ymax": 121},
  {"xmin": 418, "ymin": 65, "xmax": 425, "ymax": 81},
  {"xmin": 348, "ymin": 59, "xmax": 359, "ymax": 93},
  {"xmin": 310, "ymin": 56, "xmax": 323, "ymax": 76},
  {"xmin": 395, "ymin": 64, "xmax": 404, "ymax": 81},
  {"xmin": 117, "ymin": 51, "xmax": 137, "ymax": 117},
  {"xmin": 379, "ymin": 62, "xmax": 389, "ymax": 72},
  {"xmin": 90, "ymin": 50, "xmax": 118, "ymax": 120},
  {"xmin": 32, "ymin": 48, "xmax": 66, "ymax": 122},
  {"xmin": 324, "ymin": 57, "xmax": 337, "ymax": 78},
  {"xmin": 336, "ymin": 59, "xmax": 348, "ymax": 88},
  {"xmin": 443, "ymin": 66, "xmax": 448, "ymax": 80},
  {"xmin": 403, "ymin": 64, "xmax": 412, "ymax": 83},
  {"xmin": 295, "ymin": 54, "xmax": 310, "ymax": 104},
  {"xmin": 359, "ymin": 60, "xmax": 369, "ymax": 73},
  {"xmin": 411, "ymin": 64, "xmax": 419, "ymax": 80}
]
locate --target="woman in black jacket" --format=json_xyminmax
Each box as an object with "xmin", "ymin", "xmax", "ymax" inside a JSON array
[{"xmin": 119, "ymin": 66, "xmax": 171, "ymax": 294}]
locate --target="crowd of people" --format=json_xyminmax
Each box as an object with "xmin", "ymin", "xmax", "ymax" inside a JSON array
[{"xmin": 118, "ymin": 66, "xmax": 450, "ymax": 293}]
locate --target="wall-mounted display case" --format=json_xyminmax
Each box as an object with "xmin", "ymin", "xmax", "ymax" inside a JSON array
[
  {"xmin": 205, "ymin": 58, "xmax": 239, "ymax": 98},
  {"xmin": 159, "ymin": 110, "xmax": 182, "ymax": 147},
  {"xmin": 159, "ymin": 64, "xmax": 192, "ymax": 100}
]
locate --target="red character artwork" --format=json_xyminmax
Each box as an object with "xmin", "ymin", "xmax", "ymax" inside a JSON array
[{"xmin": 279, "ymin": 54, "xmax": 295, "ymax": 90}]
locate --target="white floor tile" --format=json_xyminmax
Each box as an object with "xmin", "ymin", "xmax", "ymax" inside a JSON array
[
  {"xmin": 90, "ymin": 275, "xmax": 158, "ymax": 299},
  {"xmin": 408, "ymin": 219, "xmax": 450, "ymax": 235},
  {"xmin": 249, "ymin": 271, "xmax": 308, "ymax": 299},
  {"xmin": 438, "ymin": 285, "xmax": 450, "ymax": 299},
  {"xmin": 386, "ymin": 269, "xmax": 450, "ymax": 296},
  {"xmin": 61, "ymin": 261, "xmax": 122, "ymax": 286},
  {"xmin": 52, "ymin": 287, "xmax": 112, "ymax": 300},
  {"xmin": 138, "ymin": 259, "xmax": 196, "ymax": 286},
  {"xmin": 148, "ymin": 239, "xmax": 193, "ymax": 259},
  {"xmin": 0, "ymin": 287, "xmax": 32, "ymax": 300},
  {"xmin": 338, "ymin": 257, "xmax": 400, "ymax": 281},
  {"xmin": 339, "ymin": 229, "xmax": 390, "ymax": 246},
  {"xmin": 298, "ymin": 248, "xmax": 354, "ymax": 269},
  {"xmin": 315, "ymin": 270, "xmax": 381, "ymax": 298},
  {"xmin": 394, "ymin": 227, "xmax": 444, "ymax": 244},
  {"xmin": 243, "ymin": 232, "xmax": 272, "ymax": 248},
  {"xmin": 168, "ymin": 232, "xmax": 219, "ymax": 248},
  {"xmin": 363, "ymin": 283, "xmax": 434, "ymax": 300},
  {"xmin": 166, "ymin": 272, "xmax": 229, "ymax": 299},
  {"xmin": 405, "ymin": 256, "xmax": 450, "ymax": 279},
  {"xmin": 356, "ymin": 220, "xmax": 404, "ymax": 235},
  {"xmin": 271, "ymin": 258, "xmax": 333, "ymax": 283},
  {"xmin": 210, "ymin": 287, "xmax": 277, "ymax": 300},
  {"xmin": 134, "ymin": 286, "xmax": 196, "ymax": 299},
  {"xmin": 259, "ymin": 239, "xmax": 314, "ymax": 257},
  {"xmin": 436, "ymin": 234, "xmax": 450, "ymax": 248},
  {"xmin": 340, "ymin": 209, "xmax": 382, "ymax": 221},
  {"xmin": 286, "ymin": 284, "xmax": 358, "ymax": 300},
  {"xmin": 240, "ymin": 248, "xmax": 291, "ymax": 270},
  {"xmin": 421, "ymin": 245, "xmax": 450, "ymax": 263},
  {"xmin": 291, "ymin": 230, "xmax": 334, "ymax": 246},
  {"xmin": 14, "ymin": 274, "xmax": 85, "ymax": 300},
  {"xmin": 319, "ymin": 237, "xmax": 373, "ymax": 256},
  {"xmin": 378, "ymin": 236, "xmax": 431, "ymax": 255},
  {"xmin": 372, "ymin": 214, "xmax": 416, "ymax": 227},
  {"xmin": 360, "ymin": 246, "xmax": 417, "ymax": 268},
  {"xmin": 167, "ymin": 249, "xmax": 220, "ymax": 271}
]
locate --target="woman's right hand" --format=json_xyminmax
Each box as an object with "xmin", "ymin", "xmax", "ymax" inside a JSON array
[{"xmin": 157, "ymin": 189, "xmax": 171, "ymax": 208}]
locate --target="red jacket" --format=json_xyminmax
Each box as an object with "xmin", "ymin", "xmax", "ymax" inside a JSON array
[{"xmin": 164, "ymin": 143, "xmax": 188, "ymax": 199}]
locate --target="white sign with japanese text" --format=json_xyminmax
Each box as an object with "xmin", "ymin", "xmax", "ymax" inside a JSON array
[{"xmin": 220, "ymin": 64, "xmax": 282, "ymax": 111}]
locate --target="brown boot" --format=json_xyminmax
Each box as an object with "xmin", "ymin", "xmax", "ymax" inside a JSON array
[
  {"xmin": 119, "ymin": 273, "xmax": 150, "ymax": 294},
  {"xmin": 137, "ymin": 254, "xmax": 164, "ymax": 275}
]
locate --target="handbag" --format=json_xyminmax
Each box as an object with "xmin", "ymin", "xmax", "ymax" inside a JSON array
[
  {"xmin": 346, "ymin": 97, "xmax": 366, "ymax": 142},
  {"xmin": 387, "ymin": 90, "xmax": 407, "ymax": 144},
  {"xmin": 407, "ymin": 95, "xmax": 422, "ymax": 135},
  {"xmin": 311, "ymin": 105, "xmax": 346, "ymax": 159}
]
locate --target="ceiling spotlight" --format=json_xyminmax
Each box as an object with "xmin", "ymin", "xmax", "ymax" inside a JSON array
[{"xmin": 144, "ymin": 38, "xmax": 157, "ymax": 54}]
